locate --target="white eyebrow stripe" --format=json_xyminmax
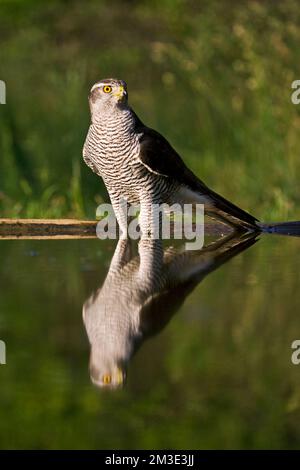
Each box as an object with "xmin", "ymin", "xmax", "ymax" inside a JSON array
[{"xmin": 90, "ymin": 82, "xmax": 108, "ymax": 93}]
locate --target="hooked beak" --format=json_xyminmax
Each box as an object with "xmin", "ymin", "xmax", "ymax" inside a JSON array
[
  {"xmin": 114, "ymin": 85, "xmax": 127, "ymax": 101},
  {"xmin": 116, "ymin": 367, "xmax": 125, "ymax": 385}
]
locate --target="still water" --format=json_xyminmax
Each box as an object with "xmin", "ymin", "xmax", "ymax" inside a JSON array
[{"xmin": 0, "ymin": 233, "xmax": 300, "ymax": 449}]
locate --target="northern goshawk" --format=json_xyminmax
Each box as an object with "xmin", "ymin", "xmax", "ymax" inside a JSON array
[{"xmin": 83, "ymin": 78, "xmax": 259, "ymax": 236}]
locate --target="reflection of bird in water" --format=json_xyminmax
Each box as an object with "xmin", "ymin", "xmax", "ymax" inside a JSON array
[{"xmin": 83, "ymin": 234, "xmax": 257, "ymax": 389}]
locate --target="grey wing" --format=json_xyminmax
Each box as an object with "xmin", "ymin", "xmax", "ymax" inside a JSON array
[{"xmin": 136, "ymin": 125, "xmax": 259, "ymax": 227}]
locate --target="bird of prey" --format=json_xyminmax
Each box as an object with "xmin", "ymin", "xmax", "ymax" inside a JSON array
[
  {"xmin": 83, "ymin": 78, "xmax": 300, "ymax": 238},
  {"xmin": 83, "ymin": 234, "xmax": 258, "ymax": 389},
  {"xmin": 83, "ymin": 78, "xmax": 259, "ymax": 237}
]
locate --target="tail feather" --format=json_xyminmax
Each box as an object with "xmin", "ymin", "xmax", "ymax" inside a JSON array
[
  {"xmin": 178, "ymin": 184, "xmax": 259, "ymax": 230},
  {"xmin": 206, "ymin": 187, "xmax": 259, "ymax": 229},
  {"xmin": 185, "ymin": 172, "xmax": 259, "ymax": 229},
  {"xmin": 180, "ymin": 176, "xmax": 300, "ymax": 236}
]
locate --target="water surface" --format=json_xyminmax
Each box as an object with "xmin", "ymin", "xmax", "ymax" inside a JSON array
[{"xmin": 0, "ymin": 234, "xmax": 300, "ymax": 449}]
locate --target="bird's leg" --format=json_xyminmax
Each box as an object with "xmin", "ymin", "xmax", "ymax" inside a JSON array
[
  {"xmin": 110, "ymin": 195, "xmax": 129, "ymax": 239},
  {"xmin": 139, "ymin": 196, "xmax": 162, "ymax": 241},
  {"xmin": 138, "ymin": 238, "xmax": 164, "ymax": 289},
  {"xmin": 108, "ymin": 238, "xmax": 133, "ymax": 274}
]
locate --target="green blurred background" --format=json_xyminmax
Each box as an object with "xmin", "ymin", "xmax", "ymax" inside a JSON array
[
  {"xmin": 1, "ymin": 0, "xmax": 300, "ymax": 221},
  {"xmin": 1, "ymin": 1, "xmax": 300, "ymax": 450}
]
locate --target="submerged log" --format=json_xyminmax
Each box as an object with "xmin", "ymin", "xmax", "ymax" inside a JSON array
[
  {"xmin": 0, "ymin": 219, "xmax": 97, "ymax": 239},
  {"xmin": 0, "ymin": 218, "xmax": 232, "ymax": 240}
]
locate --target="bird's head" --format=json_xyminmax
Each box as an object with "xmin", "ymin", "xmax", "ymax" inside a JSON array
[
  {"xmin": 88, "ymin": 78, "xmax": 128, "ymax": 120},
  {"xmin": 89, "ymin": 356, "xmax": 127, "ymax": 390}
]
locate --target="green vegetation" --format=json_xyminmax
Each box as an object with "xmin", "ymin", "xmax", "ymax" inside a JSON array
[{"xmin": 1, "ymin": 0, "xmax": 300, "ymax": 220}]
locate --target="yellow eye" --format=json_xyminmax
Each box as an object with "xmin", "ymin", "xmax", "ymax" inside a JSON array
[
  {"xmin": 103, "ymin": 85, "xmax": 112, "ymax": 94},
  {"xmin": 102, "ymin": 374, "xmax": 112, "ymax": 384}
]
